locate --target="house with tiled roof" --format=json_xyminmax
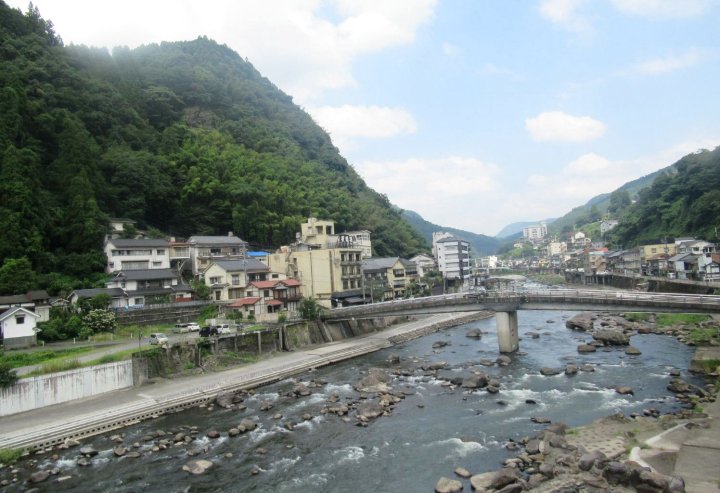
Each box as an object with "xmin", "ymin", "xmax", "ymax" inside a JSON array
[
  {"xmin": 187, "ymin": 233, "xmax": 248, "ymax": 276},
  {"xmin": 203, "ymin": 258, "xmax": 274, "ymax": 301},
  {"xmin": 104, "ymin": 238, "xmax": 171, "ymax": 273},
  {"xmin": 226, "ymin": 279, "xmax": 303, "ymax": 322}
]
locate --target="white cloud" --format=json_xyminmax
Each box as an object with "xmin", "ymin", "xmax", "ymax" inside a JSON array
[
  {"xmin": 12, "ymin": 0, "xmax": 437, "ymax": 103},
  {"xmin": 632, "ymin": 50, "xmax": 703, "ymax": 75},
  {"xmin": 355, "ymin": 156, "xmax": 501, "ymax": 225},
  {"xmin": 525, "ymin": 111, "xmax": 606, "ymax": 142},
  {"xmin": 538, "ymin": 0, "xmax": 592, "ymax": 32},
  {"xmin": 309, "ymin": 105, "xmax": 417, "ymax": 150},
  {"xmin": 483, "ymin": 63, "xmax": 522, "ymax": 79},
  {"xmin": 610, "ymin": 0, "xmax": 715, "ymax": 18}
]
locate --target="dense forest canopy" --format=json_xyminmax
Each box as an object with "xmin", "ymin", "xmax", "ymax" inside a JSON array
[
  {"xmin": 607, "ymin": 147, "xmax": 720, "ymax": 247},
  {"xmin": 0, "ymin": 2, "xmax": 426, "ymax": 294}
]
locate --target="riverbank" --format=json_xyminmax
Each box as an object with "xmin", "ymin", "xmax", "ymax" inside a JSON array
[
  {"xmin": 0, "ymin": 312, "xmax": 491, "ymax": 453},
  {"xmin": 440, "ymin": 313, "xmax": 720, "ymax": 493}
]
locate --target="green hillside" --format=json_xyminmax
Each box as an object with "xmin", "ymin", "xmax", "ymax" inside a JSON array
[
  {"xmin": 401, "ymin": 210, "xmax": 500, "ymax": 256},
  {"xmin": 608, "ymin": 147, "xmax": 720, "ymax": 246},
  {"xmin": 549, "ymin": 166, "xmax": 672, "ymax": 236},
  {"xmin": 0, "ymin": 3, "xmax": 426, "ymax": 294}
]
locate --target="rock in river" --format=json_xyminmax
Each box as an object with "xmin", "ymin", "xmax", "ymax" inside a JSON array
[
  {"xmin": 435, "ymin": 476, "xmax": 463, "ymax": 493},
  {"xmin": 183, "ymin": 459, "xmax": 213, "ymax": 475}
]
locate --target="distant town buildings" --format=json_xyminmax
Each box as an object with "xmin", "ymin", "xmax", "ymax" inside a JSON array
[{"xmin": 523, "ymin": 222, "xmax": 547, "ymax": 241}]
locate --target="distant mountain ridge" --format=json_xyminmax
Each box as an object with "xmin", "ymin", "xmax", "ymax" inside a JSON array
[
  {"xmin": 401, "ymin": 210, "xmax": 500, "ymax": 255},
  {"xmin": 495, "ymin": 219, "xmax": 556, "ymax": 239}
]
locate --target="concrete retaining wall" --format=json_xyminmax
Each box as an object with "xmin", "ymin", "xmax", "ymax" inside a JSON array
[
  {"xmin": 0, "ymin": 361, "xmax": 134, "ymax": 417},
  {"xmin": 115, "ymin": 302, "xmax": 214, "ymax": 326}
]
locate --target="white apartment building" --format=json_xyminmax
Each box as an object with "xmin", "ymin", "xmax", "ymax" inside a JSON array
[
  {"xmin": 104, "ymin": 239, "xmax": 171, "ymax": 273},
  {"xmin": 522, "ymin": 222, "xmax": 547, "ymax": 240},
  {"xmin": 433, "ymin": 233, "xmax": 471, "ymax": 281}
]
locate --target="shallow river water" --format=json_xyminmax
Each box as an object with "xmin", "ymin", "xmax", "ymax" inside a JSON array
[{"xmin": 8, "ymin": 310, "xmax": 706, "ymax": 492}]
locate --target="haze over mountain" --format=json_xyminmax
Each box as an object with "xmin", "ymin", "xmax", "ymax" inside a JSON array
[
  {"xmin": 401, "ymin": 210, "xmax": 500, "ymax": 256},
  {"xmin": 0, "ymin": 3, "xmax": 425, "ymax": 293}
]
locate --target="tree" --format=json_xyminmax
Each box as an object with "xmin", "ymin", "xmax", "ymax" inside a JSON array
[
  {"xmin": 608, "ymin": 189, "xmax": 631, "ymax": 214},
  {"xmin": 191, "ymin": 279, "xmax": 211, "ymax": 300},
  {"xmin": 82, "ymin": 309, "xmax": 117, "ymax": 334},
  {"xmin": 298, "ymin": 298, "xmax": 323, "ymax": 320},
  {"xmin": 0, "ymin": 257, "xmax": 36, "ymax": 295}
]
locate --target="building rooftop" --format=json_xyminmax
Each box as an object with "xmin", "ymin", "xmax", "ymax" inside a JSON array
[
  {"xmin": 107, "ymin": 239, "xmax": 170, "ymax": 248},
  {"xmin": 211, "ymin": 259, "xmax": 269, "ymax": 272},
  {"xmin": 188, "ymin": 235, "xmax": 247, "ymax": 245}
]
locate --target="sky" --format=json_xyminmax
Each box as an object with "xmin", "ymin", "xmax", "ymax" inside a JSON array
[{"xmin": 7, "ymin": 0, "xmax": 720, "ymax": 236}]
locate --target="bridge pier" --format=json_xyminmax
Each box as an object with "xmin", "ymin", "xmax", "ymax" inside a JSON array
[{"xmin": 495, "ymin": 311, "xmax": 519, "ymax": 353}]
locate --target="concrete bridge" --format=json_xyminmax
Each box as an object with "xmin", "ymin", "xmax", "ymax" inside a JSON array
[{"xmin": 323, "ymin": 288, "xmax": 720, "ymax": 353}]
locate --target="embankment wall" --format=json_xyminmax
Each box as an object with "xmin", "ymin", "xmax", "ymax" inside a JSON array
[{"xmin": 0, "ymin": 361, "xmax": 134, "ymax": 417}]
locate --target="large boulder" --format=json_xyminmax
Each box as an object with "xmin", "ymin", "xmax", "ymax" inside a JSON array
[
  {"xmin": 566, "ymin": 313, "xmax": 594, "ymax": 331},
  {"xmin": 423, "ymin": 361, "xmax": 448, "ymax": 371},
  {"xmin": 466, "ymin": 329, "xmax": 483, "ymax": 339},
  {"xmin": 355, "ymin": 368, "xmax": 392, "ymax": 393},
  {"xmin": 435, "ymin": 477, "xmax": 463, "ymax": 493},
  {"xmin": 593, "ymin": 328, "xmax": 629, "ymax": 346},
  {"xmin": 183, "ymin": 459, "xmax": 213, "ymax": 475},
  {"xmin": 462, "ymin": 373, "xmax": 488, "ymax": 389},
  {"xmin": 356, "ymin": 401, "xmax": 384, "ymax": 420},
  {"xmin": 215, "ymin": 391, "xmax": 235, "ymax": 408}
]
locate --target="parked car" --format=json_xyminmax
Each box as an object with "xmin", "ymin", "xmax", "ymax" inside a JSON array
[
  {"xmin": 172, "ymin": 323, "xmax": 190, "ymax": 334},
  {"xmin": 187, "ymin": 322, "xmax": 200, "ymax": 332},
  {"xmin": 217, "ymin": 324, "xmax": 232, "ymax": 334},
  {"xmin": 149, "ymin": 333, "xmax": 169, "ymax": 345},
  {"xmin": 199, "ymin": 326, "xmax": 218, "ymax": 337}
]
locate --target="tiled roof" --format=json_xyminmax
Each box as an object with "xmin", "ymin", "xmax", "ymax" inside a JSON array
[
  {"xmin": 114, "ymin": 269, "xmax": 179, "ymax": 281},
  {"xmin": 188, "ymin": 236, "xmax": 247, "ymax": 245},
  {"xmin": 266, "ymin": 299, "xmax": 283, "ymax": 306},
  {"xmin": 107, "ymin": 239, "xmax": 169, "ymax": 248},
  {"xmin": 0, "ymin": 306, "xmax": 40, "ymax": 321},
  {"xmin": 229, "ymin": 297, "xmax": 261, "ymax": 307},
  {"xmin": 362, "ymin": 257, "xmax": 400, "ymax": 271}
]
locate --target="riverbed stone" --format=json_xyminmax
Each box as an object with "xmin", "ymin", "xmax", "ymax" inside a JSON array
[
  {"xmin": 462, "ymin": 373, "xmax": 488, "ymax": 389},
  {"xmin": 435, "ymin": 476, "xmax": 463, "ymax": 493},
  {"xmin": 432, "ymin": 340, "xmax": 450, "ymax": 349},
  {"xmin": 593, "ymin": 328, "xmax": 629, "ymax": 346},
  {"xmin": 113, "ymin": 447, "xmax": 127, "ymax": 457},
  {"xmin": 496, "ymin": 355, "xmax": 512, "ymax": 366},
  {"xmin": 238, "ymin": 418, "xmax": 257, "ymax": 432},
  {"xmin": 215, "ymin": 391, "xmax": 235, "ymax": 408},
  {"xmin": 183, "ymin": 459, "xmax": 213, "ymax": 475},
  {"xmin": 28, "ymin": 471, "xmax": 50, "ymax": 483},
  {"xmin": 423, "ymin": 361, "xmax": 448, "ymax": 371},
  {"xmin": 615, "ymin": 386, "xmax": 634, "ymax": 395},
  {"xmin": 454, "ymin": 466, "xmax": 471, "ymax": 478},
  {"xmin": 356, "ymin": 401, "xmax": 384, "ymax": 420},
  {"xmin": 355, "ymin": 368, "xmax": 392, "ymax": 393},
  {"xmin": 566, "ymin": 313, "xmax": 594, "ymax": 331},
  {"xmin": 578, "ymin": 343, "xmax": 597, "ymax": 353},
  {"xmin": 565, "ymin": 364, "xmax": 578, "ymax": 375},
  {"xmin": 466, "ymin": 329, "xmax": 482, "ymax": 339},
  {"xmin": 625, "ymin": 346, "xmax": 642, "ymax": 355},
  {"xmin": 540, "ymin": 367, "xmax": 560, "ymax": 376}
]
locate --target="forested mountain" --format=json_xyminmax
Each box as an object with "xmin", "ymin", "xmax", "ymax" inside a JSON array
[
  {"xmin": 401, "ymin": 210, "xmax": 500, "ymax": 255},
  {"xmin": 0, "ymin": 2, "xmax": 426, "ymax": 294},
  {"xmin": 548, "ymin": 166, "xmax": 673, "ymax": 236},
  {"xmin": 607, "ymin": 147, "xmax": 720, "ymax": 246}
]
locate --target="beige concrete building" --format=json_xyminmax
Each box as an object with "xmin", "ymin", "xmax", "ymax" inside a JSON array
[
  {"xmin": 267, "ymin": 247, "xmax": 363, "ymax": 306},
  {"xmin": 299, "ymin": 217, "xmax": 372, "ymax": 258},
  {"xmin": 639, "ymin": 243, "xmax": 677, "ymax": 261}
]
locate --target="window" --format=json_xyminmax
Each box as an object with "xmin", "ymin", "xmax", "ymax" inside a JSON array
[
  {"xmin": 326, "ymin": 225, "xmax": 332, "ymax": 234},
  {"xmin": 152, "ymin": 261, "xmax": 162, "ymax": 267},
  {"xmin": 156, "ymin": 249, "xmax": 165, "ymax": 255},
  {"xmin": 246, "ymin": 291, "xmax": 253, "ymax": 297},
  {"xmin": 271, "ymin": 273, "xmax": 279, "ymax": 279},
  {"xmin": 134, "ymin": 298, "xmax": 143, "ymax": 305},
  {"xmin": 215, "ymin": 291, "xmax": 221, "ymax": 301},
  {"xmin": 232, "ymin": 274, "xmax": 240, "ymax": 285},
  {"xmin": 264, "ymin": 290, "xmax": 270, "ymax": 298},
  {"xmin": 15, "ymin": 315, "xmax": 25, "ymax": 324},
  {"xmin": 209, "ymin": 276, "xmax": 222, "ymax": 284},
  {"xmin": 210, "ymin": 247, "xmax": 221, "ymax": 255},
  {"xmin": 343, "ymin": 280, "xmax": 349, "ymax": 289},
  {"xmin": 316, "ymin": 226, "xmax": 322, "ymax": 234}
]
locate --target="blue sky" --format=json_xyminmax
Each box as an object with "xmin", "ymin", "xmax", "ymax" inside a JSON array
[{"xmin": 9, "ymin": 0, "xmax": 720, "ymax": 236}]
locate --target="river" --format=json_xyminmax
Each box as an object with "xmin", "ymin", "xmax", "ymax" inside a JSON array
[{"xmin": 5, "ymin": 310, "xmax": 705, "ymax": 492}]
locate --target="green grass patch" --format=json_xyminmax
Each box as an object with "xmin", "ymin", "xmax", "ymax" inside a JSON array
[
  {"xmin": 24, "ymin": 359, "xmax": 83, "ymax": 377},
  {"xmin": 624, "ymin": 312, "xmax": 651, "ymax": 322},
  {"xmin": 656, "ymin": 313, "xmax": 711, "ymax": 327},
  {"xmin": 240, "ymin": 325, "xmax": 265, "ymax": 333},
  {"xmin": 0, "ymin": 448, "xmax": 22, "ymax": 465},
  {"xmin": 699, "ymin": 358, "xmax": 720, "ymax": 374},
  {"xmin": 0, "ymin": 347, "xmax": 93, "ymax": 369},
  {"xmin": 688, "ymin": 327, "xmax": 720, "ymax": 345}
]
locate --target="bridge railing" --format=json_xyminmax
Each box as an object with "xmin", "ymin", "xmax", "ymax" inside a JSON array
[{"xmin": 327, "ymin": 288, "xmax": 720, "ymax": 318}]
